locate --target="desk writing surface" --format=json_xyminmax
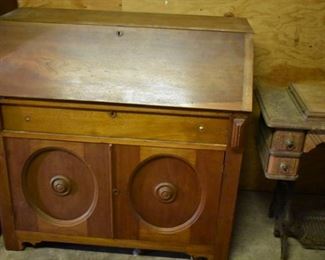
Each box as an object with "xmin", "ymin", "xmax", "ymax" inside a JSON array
[
  {"xmin": 0, "ymin": 8, "xmax": 253, "ymax": 112},
  {"xmin": 256, "ymin": 84, "xmax": 325, "ymax": 131},
  {"xmin": 289, "ymin": 82, "xmax": 325, "ymax": 120}
]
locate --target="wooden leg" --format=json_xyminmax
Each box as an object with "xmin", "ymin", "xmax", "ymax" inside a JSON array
[
  {"xmin": 273, "ymin": 181, "xmax": 294, "ymax": 260},
  {"xmin": 3, "ymin": 239, "xmax": 24, "ymax": 251}
]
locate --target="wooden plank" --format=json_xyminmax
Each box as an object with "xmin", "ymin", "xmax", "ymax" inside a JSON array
[
  {"xmin": 1, "ymin": 131, "xmax": 227, "ymax": 151},
  {"xmin": 8, "ymin": 6, "xmax": 253, "ymax": 32},
  {"xmin": 16, "ymin": 230, "xmax": 214, "ymax": 255},
  {"xmin": 18, "ymin": 0, "xmax": 121, "ymax": 11},
  {"xmin": 0, "ymin": 98, "xmax": 231, "ymax": 118}
]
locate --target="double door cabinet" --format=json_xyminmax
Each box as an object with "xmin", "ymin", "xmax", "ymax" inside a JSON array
[
  {"xmin": 0, "ymin": 101, "xmax": 245, "ymax": 259},
  {"xmin": 0, "ymin": 7, "xmax": 253, "ymax": 260}
]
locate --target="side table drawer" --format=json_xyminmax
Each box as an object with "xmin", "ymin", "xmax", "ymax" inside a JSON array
[
  {"xmin": 257, "ymin": 132, "xmax": 300, "ymax": 180},
  {"xmin": 2, "ymin": 105, "xmax": 229, "ymax": 145},
  {"xmin": 271, "ymin": 131, "xmax": 305, "ymax": 153},
  {"xmin": 259, "ymin": 118, "xmax": 305, "ymax": 153},
  {"xmin": 267, "ymin": 156, "xmax": 300, "ymax": 179}
]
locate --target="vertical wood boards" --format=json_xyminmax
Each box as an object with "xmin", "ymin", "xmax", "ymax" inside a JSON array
[{"xmin": 18, "ymin": 0, "xmax": 121, "ymax": 11}]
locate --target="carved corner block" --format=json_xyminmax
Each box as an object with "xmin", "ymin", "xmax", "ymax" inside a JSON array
[
  {"xmin": 231, "ymin": 118, "xmax": 247, "ymax": 150},
  {"xmin": 304, "ymin": 131, "xmax": 325, "ymax": 153}
]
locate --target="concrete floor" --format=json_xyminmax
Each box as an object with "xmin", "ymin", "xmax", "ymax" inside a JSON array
[{"xmin": 1, "ymin": 191, "xmax": 324, "ymax": 260}]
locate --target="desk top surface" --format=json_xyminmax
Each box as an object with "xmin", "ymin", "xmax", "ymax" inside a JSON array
[
  {"xmin": 0, "ymin": 8, "xmax": 253, "ymax": 112},
  {"xmin": 256, "ymin": 82, "xmax": 325, "ymax": 131}
]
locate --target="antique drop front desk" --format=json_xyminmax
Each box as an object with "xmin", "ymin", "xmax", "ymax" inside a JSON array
[{"xmin": 0, "ymin": 8, "xmax": 253, "ymax": 260}]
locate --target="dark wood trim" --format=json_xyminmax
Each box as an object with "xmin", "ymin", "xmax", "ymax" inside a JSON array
[
  {"xmin": 214, "ymin": 149, "xmax": 243, "ymax": 259},
  {"xmin": 0, "ymin": 0, "xmax": 18, "ymax": 15},
  {"xmin": 0, "ymin": 137, "xmax": 23, "ymax": 250},
  {"xmin": 214, "ymin": 115, "xmax": 246, "ymax": 259}
]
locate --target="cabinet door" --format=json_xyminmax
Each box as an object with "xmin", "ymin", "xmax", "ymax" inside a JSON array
[
  {"xmin": 4, "ymin": 138, "xmax": 113, "ymax": 238},
  {"xmin": 113, "ymin": 145, "xmax": 225, "ymax": 245}
]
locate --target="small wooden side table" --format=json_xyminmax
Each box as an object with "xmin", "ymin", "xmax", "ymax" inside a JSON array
[{"xmin": 256, "ymin": 82, "xmax": 325, "ymax": 260}]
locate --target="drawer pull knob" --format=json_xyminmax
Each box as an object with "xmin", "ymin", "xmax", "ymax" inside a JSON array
[
  {"xmin": 198, "ymin": 125, "xmax": 205, "ymax": 132},
  {"xmin": 25, "ymin": 116, "xmax": 31, "ymax": 122},
  {"xmin": 50, "ymin": 176, "xmax": 72, "ymax": 196},
  {"xmin": 154, "ymin": 183, "xmax": 177, "ymax": 203},
  {"xmin": 110, "ymin": 111, "xmax": 117, "ymax": 118},
  {"xmin": 280, "ymin": 162, "xmax": 289, "ymax": 173},
  {"xmin": 285, "ymin": 139, "xmax": 295, "ymax": 150}
]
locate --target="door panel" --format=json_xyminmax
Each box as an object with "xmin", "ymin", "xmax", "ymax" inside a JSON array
[
  {"xmin": 4, "ymin": 138, "xmax": 113, "ymax": 238},
  {"xmin": 113, "ymin": 145, "xmax": 225, "ymax": 245}
]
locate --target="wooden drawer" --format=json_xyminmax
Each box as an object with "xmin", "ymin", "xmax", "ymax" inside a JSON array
[
  {"xmin": 1, "ymin": 105, "xmax": 229, "ymax": 145},
  {"xmin": 271, "ymin": 131, "xmax": 305, "ymax": 153},
  {"xmin": 259, "ymin": 118, "xmax": 305, "ymax": 153},
  {"xmin": 266, "ymin": 156, "xmax": 300, "ymax": 179},
  {"xmin": 257, "ymin": 132, "xmax": 300, "ymax": 180}
]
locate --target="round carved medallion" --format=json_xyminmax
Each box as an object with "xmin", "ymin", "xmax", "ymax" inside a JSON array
[
  {"xmin": 129, "ymin": 155, "xmax": 202, "ymax": 230},
  {"xmin": 50, "ymin": 175, "xmax": 72, "ymax": 196},
  {"xmin": 154, "ymin": 182, "xmax": 177, "ymax": 203},
  {"xmin": 22, "ymin": 148, "xmax": 98, "ymax": 226}
]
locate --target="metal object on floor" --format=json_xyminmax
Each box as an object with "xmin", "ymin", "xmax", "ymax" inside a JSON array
[
  {"xmin": 269, "ymin": 181, "xmax": 325, "ymax": 260},
  {"xmin": 291, "ymin": 211, "xmax": 325, "ymax": 250}
]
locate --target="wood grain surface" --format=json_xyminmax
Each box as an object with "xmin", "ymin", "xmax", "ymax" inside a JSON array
[
  {"xmin": 2, "ymin": 105, "xmax": 229, "ymax": 145},
  {"xmin": 112, "ymin": 145, "xmax": 224, "ymax": 246},
  {"xmin": 5, "ymin": 138, "xmax": 114, "ymax": 238},
  {"xmin": 18, "ymin": 0, "xmax": 325, "ymax": 86},
  {"xmin": 0, "ymin": 11, "xmax": 252, "ymax": 112},
  {"xmin": 2, "ymin": 7, "xmax": 253, "ymax": 33},
  {"xmin": 18, "ymin": 0, "xmax": 122, "ymax": 11}
]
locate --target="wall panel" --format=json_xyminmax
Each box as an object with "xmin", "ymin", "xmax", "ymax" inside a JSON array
[{"xmin": 18, "ymin": 0, "xmax": 121, "ymax": 11}]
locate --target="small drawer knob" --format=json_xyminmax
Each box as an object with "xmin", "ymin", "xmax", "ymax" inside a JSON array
[
  {"xmin": 280, "ymin": 162, "xmax": 289, "ymax": 173},
  {"xmin": 198, "ymin": 125, "xmax": 205, "ymax": 132},
  {"xmin": 50, "ymin": 176, "xmax": 72, "ymax": 196},
  {"xmin": 285, "ymin": 139, "xmax": 295, "ymax": 151}
]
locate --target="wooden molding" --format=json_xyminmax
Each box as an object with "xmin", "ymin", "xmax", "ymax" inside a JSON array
[
  {"xmin": 0, "ymin": 0, "xmax": 17, "ymax": 15},
  {"xmin": 231, "ymin": 118, "xmax": 247, "ymax": 150},
  {"xmin": 304, "ymin": 131, "xmax": 325, "ymax": 153}
]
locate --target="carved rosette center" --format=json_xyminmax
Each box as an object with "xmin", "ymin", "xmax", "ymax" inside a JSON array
[
  {"xmin": 50, "ymin": 175, "xmax": 72, "ymax": 196},
  {"xmin": 154, "ymin": 183, "xmax": 177, "ymax": 203}
]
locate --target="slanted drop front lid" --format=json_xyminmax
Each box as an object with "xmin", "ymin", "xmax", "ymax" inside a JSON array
[{"xmin": 0, "ymin": 8, "xmax": 253, "ymax": 112}]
